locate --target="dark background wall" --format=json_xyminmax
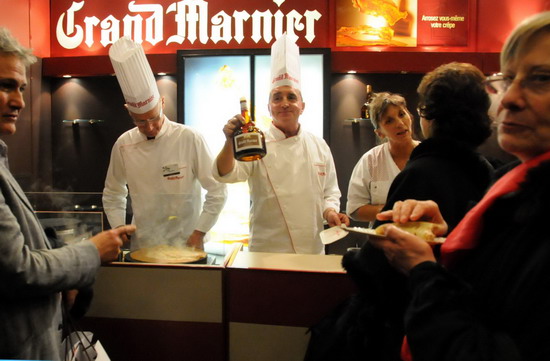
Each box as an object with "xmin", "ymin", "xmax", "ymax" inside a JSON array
[
  {"xmin": 50, "ymin": 76, "xmax": 178, "ymax": 192},
  {"xmin": 48, "ymin": 71, "xmax": 514, "ymax": 212},
  {"xmin": 48, "ymin": 73, "xmax": 425, "ymax": 198}
]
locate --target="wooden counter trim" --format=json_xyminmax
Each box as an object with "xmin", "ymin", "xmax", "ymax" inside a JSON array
[
  {"xmin": 80, "ymin": 317, "xmax": 224, "ymax": 361},
  {"xmin": 226, "ymin": 268, "xmax": 356, "ymax": 328}
]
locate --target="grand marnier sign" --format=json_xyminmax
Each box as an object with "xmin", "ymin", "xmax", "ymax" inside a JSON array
[{"xmin": 51, "ymin": 0, "xmax": 328, "ymax": 57}]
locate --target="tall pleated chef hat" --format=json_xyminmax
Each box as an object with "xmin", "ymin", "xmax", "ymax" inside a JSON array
[
  {"xmin": 270, "ymin": 33, "xmax": 301, "ymax": 90},
  {"xmin": 109, "ymin": 37, "xmax": 159, "ymax": 114}
]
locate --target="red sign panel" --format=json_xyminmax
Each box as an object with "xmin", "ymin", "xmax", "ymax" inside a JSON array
[
  {"xmin": 417, "ymin": 0, "xmax": 469, "ymax": 46},
  {"xmin": 51, "ymin": 0, "xmax": 330, "ymax": 57}
]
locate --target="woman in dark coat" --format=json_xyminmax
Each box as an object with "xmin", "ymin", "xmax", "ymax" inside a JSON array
[
  {"xmin": 355, "ymin": 62, "xmax": 494, "ymax": 360},
  {"xmin": 377, "ymin": 62, "xmax": 494, "ymax": 231},
  {"xmin": 306, "ymin": 63, "xmax": 494, "ymax": 361}
]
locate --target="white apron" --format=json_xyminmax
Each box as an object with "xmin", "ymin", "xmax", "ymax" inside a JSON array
[{"xmin": 254, "ymin": 135, "xmax": 325, "ymax": 254}]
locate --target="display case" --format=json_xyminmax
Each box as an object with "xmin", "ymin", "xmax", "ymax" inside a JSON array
[{"xmin": 26, "ymin": 192, "xmax": 104, "ymax": 246}]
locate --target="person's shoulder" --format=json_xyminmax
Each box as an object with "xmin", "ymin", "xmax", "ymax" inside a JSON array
[
  {"xmin": 115, "ymin": 127, "xmax": 140, "ymax": 145},
  {"xmin": 301, "ymin": 130, "xmax": 328, "ymax": 145},
  {"xmin": 166, "ymin": 121, "xmax": 201, "ymax": 138},
  {"xmin": 366, "ymin": 143, "xmax": 387, "ymax": 158},
  {"xmin": 494, "ymin": 159, "xmax": 521, "ymax": 180},
  {"xmin": 168, "ymin": 122, "xmax": 212, "ymax": 151},
  {"xmin": 353, "ymin": 144, "xmax": 385, "ymax": 167}
]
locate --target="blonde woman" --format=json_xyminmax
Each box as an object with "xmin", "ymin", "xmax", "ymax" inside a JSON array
[{"xmin": 347, "ymin": 92, "xmax": 419, "ymax": 224}]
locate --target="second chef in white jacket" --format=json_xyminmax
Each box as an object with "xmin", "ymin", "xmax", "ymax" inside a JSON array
[{"xmin": 213, "ymin": 34, "xmax": 349, "ymax": 254}]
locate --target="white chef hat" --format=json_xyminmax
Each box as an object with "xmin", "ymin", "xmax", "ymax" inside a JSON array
[
  {"xmin": 109, "ymin": 37, "xmax": 160, "ymax": 114},
  {"xmin": 270, "ymin": 33, "xmax": 301, "ymax": 90}
]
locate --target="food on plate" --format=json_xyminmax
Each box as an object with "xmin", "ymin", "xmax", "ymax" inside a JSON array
[
  {"xmin": 375, "ymin": 221, "xmax": 444, "ymax": 245},
  {"xmin": 130, "ymin": 244, "xmax": 207, "ymax": 264}
]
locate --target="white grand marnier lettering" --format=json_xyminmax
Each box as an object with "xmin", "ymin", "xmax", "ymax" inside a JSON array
[
  {"xmin": 84, "ymin": 16, "xmax": 99, "ymax": 47},
  {"xmin": 251, "ymin": 10, "xmax": 273, "ymax": 43},
  {"xmin": 127, "ymin": 2, "xmax": 164, "ymax": 45},
  {"xmin": 210, "ymin": 10, "xmax": 232, "ymax": 44},
  {"xmin": 100, "ymin": 15, "xmax": 120, "ymax": 47},
  {"xmin": 55, "ymin": 0, "xmax": 322, "ymax": 49},
  {"xmin": 80, "ymin": 1, "xmax": 163, "ymax": 47},
  {"xmin": 56, "ymin": 1, "xmax": 85, "ymax": 49},
  {"xmin": 232, "ymin": 10, "xmax": 250, "ymax": 44},
  {"xmin": 166, "ymin": 0, "xmax": 209, "ymax": 45},
  {"xmin": 303, "ymin": 10, "xmax": 321, "ymax": 43}
]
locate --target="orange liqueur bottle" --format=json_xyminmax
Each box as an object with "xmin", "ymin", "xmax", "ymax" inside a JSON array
[
  {"xmin": 233, "ymin": 97, "xmax": 267, "ymax": 161},
  {"xmin": 361, "ymin": 85, "xmax": 373, "ymax": 120}
]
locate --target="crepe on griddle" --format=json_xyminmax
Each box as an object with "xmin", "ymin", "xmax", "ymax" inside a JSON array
[{"xmin": 130, "ymin": 244, "xmax": 207, "ymax": 264}]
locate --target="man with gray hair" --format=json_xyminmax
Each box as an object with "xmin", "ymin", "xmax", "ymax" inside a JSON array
[{"xmin": 0, "ymin": 27, "xmax": 135, "ymax": 360}]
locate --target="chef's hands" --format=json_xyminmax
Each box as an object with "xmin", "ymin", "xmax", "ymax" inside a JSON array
[
  {"xmin": 368, "ymin": 225, "xmax": 436, "ymax": 274},
  {"xmin": 91, "ymin": 225, "xmax": 136, "ymax": 263},
  {"xmin": 186, "ymin": 230, "xmax": 205, "ymax": 250},
  {"xmin": 376, "ymin": 199, "xmax": 448, "ymax": 237},
  {"xmin": 324, "ymin": 208, "xmax": 350, "ymax": 227},
  {"xmin": 223, "ymin": 114, "xmax": 244, "ymax": 140}
]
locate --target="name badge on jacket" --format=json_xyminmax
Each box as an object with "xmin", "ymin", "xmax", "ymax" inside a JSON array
[{"xmin": 162, "ymin": 164, "xmax": 183, "ymax": 180}]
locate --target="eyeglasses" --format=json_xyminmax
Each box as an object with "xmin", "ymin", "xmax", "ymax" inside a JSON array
[
  {"xmin": 484, "ymin": 72, "xmax": 550, "ymax": 95},
  {"xmin": 416, "ymin": 105, "xmax": 427, "ymax": 118},
  {"xmin": 132, "ymin": 106, "xmax": 163, "ymax": 126}
]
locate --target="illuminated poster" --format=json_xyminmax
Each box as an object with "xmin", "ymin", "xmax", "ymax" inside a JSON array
[{"xmin": 336, "ymin": 0, "xmax": 418, "ymax": 47}]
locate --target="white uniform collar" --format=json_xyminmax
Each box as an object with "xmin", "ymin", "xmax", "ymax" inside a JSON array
[{"xmin": 269, "ymin": 121, "xmax": 302, "ymax": 141}]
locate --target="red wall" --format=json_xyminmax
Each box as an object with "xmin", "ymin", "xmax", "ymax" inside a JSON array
[
  {"xmin": 476, "ymin": 0, "xmax": 550, "ymax": 53},
  {"xmin": 0, "ymin": 0, "xmax": 50, "ymax": 58}
]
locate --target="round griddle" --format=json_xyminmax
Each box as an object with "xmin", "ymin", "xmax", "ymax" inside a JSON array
[{"xmin": 125, "ymin": 246, "xmax": 208, "ymax": 264}]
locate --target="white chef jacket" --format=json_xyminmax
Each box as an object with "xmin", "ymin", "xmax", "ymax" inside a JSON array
[
  {"xmin": 213, "ymin": 122, "xmax": 341, "ymax": 254},
  {"xmin": 103, "ymin": 117, "xmax": 227, "ymax": 250},
  {"xmin": 347, "ymin": 142, "xmax": 412, "ymax": 222}
]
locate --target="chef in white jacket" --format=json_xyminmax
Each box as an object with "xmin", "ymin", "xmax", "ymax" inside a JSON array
[
  {"xmin": 103, "ymin": 37, "xmax": 227, "ymax": 251},
  {"xmin": 213, "ymin": 34, "xmax": 349, "ymax": 254}
]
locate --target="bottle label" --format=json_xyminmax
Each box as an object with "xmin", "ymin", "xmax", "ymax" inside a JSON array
[{"xmin": 234, "ymin": 132, "xmax": 262, "ymax": 152}]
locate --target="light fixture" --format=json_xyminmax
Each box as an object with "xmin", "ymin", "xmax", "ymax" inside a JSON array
[
  {"xmin": 157, "ymin": 72, "xmax": 167, "ymax": 76},
  {"xmin": 347, "ymin": 70, "xmax": 357, "ymax": 74},
  {"xmin": 62, "ymin": 75, "xmax": 72, "ymax": 78}
]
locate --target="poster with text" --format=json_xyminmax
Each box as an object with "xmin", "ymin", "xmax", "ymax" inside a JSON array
[{"xmin": 416, "ymin": 0, "xmax": 469, "ymax": 46}]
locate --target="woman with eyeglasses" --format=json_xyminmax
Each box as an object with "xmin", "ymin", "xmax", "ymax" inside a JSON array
[
  {"xmin": 374, "ymin": 62, "xmax": 494, "ymax": 232},
  {"xmin": 367, "ymin": 11, "xmax": 550, "ymax": 361},
  {"xmin": 346, "ymin": 92, "xmax": 419, "ymax": 226}
]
